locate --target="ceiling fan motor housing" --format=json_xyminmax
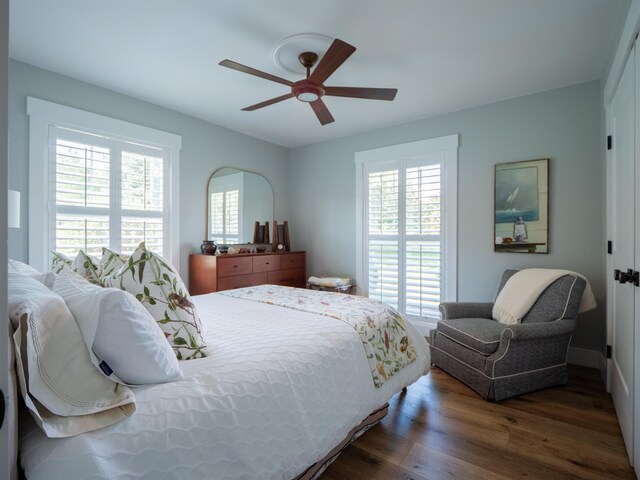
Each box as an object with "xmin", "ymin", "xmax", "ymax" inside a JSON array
[{"xmin": 293, "ymin": 79, "xmax": 325, "ymax": 102}]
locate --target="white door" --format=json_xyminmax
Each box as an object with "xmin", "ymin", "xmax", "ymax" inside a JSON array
[
  {"xmin": 0, "ymin": 1, "xmax": 13, "ymax": 478},
  {"xmin": 610, "ymin": 45, "xmax": 636, "ymax": 464}
]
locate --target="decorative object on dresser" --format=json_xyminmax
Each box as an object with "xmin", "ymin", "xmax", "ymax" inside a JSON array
[
  {"xmin": 189, "ymin": 251, "xmax": 306, "ymax": 295},
  {"xmin": 272, "ymin": 220, "xmax": 291, "ymax": 252},
  {"xmin": 200, "ymin": 240, "xmax": 217, "ymax": 255},
  {"xmin": 252, "ymin": 221, "xmax": 270, "ymax": 244}
]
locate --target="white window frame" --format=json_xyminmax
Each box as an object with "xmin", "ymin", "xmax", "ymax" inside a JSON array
[
  {"xmin": 27, "ymin": 97, "xmax": 182, "ymax": 271},
  {"xmin": 355, "ymin": 134, "xmax": 458, "ymax": 335}
]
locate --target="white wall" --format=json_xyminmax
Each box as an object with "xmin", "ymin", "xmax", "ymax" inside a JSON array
[
  {"xmin": 289, "ymin": 81, "xmax": 604, "ymax": 352},
  {"xmin": 8, "ymin": 60, "xmax": 289, "ymax": 280}
]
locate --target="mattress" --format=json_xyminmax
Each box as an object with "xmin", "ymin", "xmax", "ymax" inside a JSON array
[{"xmin": 19, "ymin": 292, "xmax": 430, "ymax": 480}]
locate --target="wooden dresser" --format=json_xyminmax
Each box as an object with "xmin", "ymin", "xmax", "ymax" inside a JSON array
[{"xmin": 189, "ymin": 251, "xmax": 306, "ymax": 295}]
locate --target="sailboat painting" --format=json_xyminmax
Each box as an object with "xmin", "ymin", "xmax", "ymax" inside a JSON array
[{"xmin": 495, "ymin": 165, "xmax": 539, "ymax": 223}]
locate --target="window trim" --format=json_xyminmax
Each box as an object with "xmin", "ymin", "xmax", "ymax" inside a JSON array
[
  {"xmin": 355, "ymin": 134, "xmax": 458, "ymax": 334},
  {"xmin": 27, "ymin": 97, "xmax": 182, "ymax": 271}
]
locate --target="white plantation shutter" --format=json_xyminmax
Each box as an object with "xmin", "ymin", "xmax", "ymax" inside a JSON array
[
  {"xmin": 120, "ymin": 148, "xmax": 165, "ymax": 254},
  {"xmin": 53, "ymin": 130, "xmax": 111, "ymax": 257},
  {"xmin": 367, "ymin": 169, "xmax": 400, "ymax": 308},
  {"xmin": 209, "ymin": 173, "xmax": 242, "ymax": 244},
  {"xmin": 28, "ymin": 97, "xmax": 181, "ymax": 272},
  {"xmin": 49, "ymin": 125, "xmax": 169, "ymax": 259},
  {"xmin": 356, "ymin": 135, "xmax": 458, "ymax": 332},
  {"xmin": 209, "ymin": 190, "xmax": 240, "ymax": 244},
  {"xmin": 405, "ymin": 163, "xmax": 442, "ymax": 318}
]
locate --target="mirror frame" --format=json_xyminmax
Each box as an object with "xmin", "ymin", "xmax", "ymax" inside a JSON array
[{"xmin": 205, "ymin": 167, "xmax": 275, "ymax": 244}]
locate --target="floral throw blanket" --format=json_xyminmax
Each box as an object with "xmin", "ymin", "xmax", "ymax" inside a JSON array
[{"xmin": 220, "ymin": 285, "xmax": 417, "ymax": 388}]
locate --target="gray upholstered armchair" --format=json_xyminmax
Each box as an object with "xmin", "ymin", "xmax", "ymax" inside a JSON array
[{"xmin": 429, "ymin": 269, "xmax": 586, "ymax": 401}]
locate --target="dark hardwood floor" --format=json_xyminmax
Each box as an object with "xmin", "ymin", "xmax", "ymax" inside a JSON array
[{"xmin": 323, "ymin": 365, "xmax": 636, "ymax": 480}]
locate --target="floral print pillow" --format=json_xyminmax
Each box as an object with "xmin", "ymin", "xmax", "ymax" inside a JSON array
[
  {"xmin": 51, "ymin": 250, "xmax": 100, "ymax": 284},
  {"xmin": 72, "ymin": 250, "xmax": 101, "ymax": 284},
  {"xmin": 102, "ymin": 243, "xmax": 207, "ymax": 360},
  {"xmin": 98, "ymin": 247, "xmax": 127, "ymax": 283},
  {"xmin": 51, "ymin": 252, "xmax": 73, "ymax": 274}
]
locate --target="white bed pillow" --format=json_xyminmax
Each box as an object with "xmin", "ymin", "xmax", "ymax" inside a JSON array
[
  {"xmin": 53, "ymin": 269, "xmax": 183, "ymax": 385},
  {"xmin": 102, "ymin": 243, "xmax": 207, "ymax": 360},
  {"xmin": 8, "ymin": 259, "xmax": 40, "ymax": 275},
  {"xmin": 7, "ymin": 275, "xmax": 135, "ymax": 437}
]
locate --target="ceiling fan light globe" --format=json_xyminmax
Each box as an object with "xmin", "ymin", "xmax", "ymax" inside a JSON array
[{"xmin": 297, "ymin": 92, "xmax": 319, "ymax": 102}]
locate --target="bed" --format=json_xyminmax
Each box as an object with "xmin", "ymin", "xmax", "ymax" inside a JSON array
[{"xmin": 11, "ymin": 282, "xmax": 430, "ymax": 479}]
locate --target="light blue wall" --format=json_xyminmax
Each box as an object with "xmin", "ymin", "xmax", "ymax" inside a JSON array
[
  {"xmin": 288, "ymin": 81, "xmax": 604, "ymax": 351},
  {"xmin": 8, "ymin": 60, "xmax": 289, "ymax": 280},
  {"xmin": 7, "ymin": 60, "xmax": 605, "ymax": 351}
]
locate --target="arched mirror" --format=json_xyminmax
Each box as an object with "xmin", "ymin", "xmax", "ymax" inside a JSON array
[{"xmin": 206, "ymin": 167, "xmax": 274, "ymax": 244}]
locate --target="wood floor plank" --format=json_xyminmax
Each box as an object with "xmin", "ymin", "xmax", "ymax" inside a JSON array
[
  {"xmin": 400, "ymin": 442, "xmax": 514, "ymax": 480},
  {"xmin": 322, "ymin": 365, "xmax": 635, "ymax": 480}
]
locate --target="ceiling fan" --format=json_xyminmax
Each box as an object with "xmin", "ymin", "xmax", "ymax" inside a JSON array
[{"xmin": 219, "ymin": 38, "xmax": 397, "ymax": 125}]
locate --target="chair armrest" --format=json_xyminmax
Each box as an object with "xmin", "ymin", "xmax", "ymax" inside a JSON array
[
  {"xmin": 504, "ymin": 319, "xmax": 576, "ymax": 341},
  {"xmin": 438, "ymin": 302, "xmax": 494, "ymax": 320}
]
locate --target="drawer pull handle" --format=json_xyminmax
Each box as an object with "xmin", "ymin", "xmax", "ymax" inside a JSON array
[{"xmin": 265, "ymin": 262, "xmax": 270, "ymax": 265}]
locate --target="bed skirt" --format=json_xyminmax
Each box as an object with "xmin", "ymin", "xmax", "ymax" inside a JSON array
[{"xmin": 294, "ymin": 403, "xmax": 389, "ymax": 480}]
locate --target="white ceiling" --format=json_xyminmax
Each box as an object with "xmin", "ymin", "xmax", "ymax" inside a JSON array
[{"xmin": 9, "ymin": 0, "xmax": 627, "ymax": 148}]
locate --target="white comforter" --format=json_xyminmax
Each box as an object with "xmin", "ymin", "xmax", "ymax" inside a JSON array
[{"xmin": 19, "ymin": 293, "xmax": 430, "ymax": 480}]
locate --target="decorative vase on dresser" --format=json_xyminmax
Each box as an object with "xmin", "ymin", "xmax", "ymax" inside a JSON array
[{"xmin": 189, "ymin": 251, "xmax": 306, "ymax": 295}]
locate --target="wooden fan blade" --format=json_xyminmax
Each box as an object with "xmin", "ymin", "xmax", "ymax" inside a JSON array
[
  {"xmin": 242, "ymin": 93, "xmax": 295, "ymax": 111},
  {"xmin": 309, "ymin": 39, "xmax": 356, "ymax": 85},
  {"xmin": 219, "ymin": 59, "xmax": 294, "ymax": 87},
  {"xmin": 324, "ymin": 86, "xmax": 398, "ymax": 101},
  {"xmin": 310, "ymin": 99, "xmax": 335, "ymax": 125}
]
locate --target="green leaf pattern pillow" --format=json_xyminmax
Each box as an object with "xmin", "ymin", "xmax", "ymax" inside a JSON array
[
  {"xmin": 72, "ymin": 251, "xmax": 101, "ymax": 284},
  {"xmin": 98, "ymin": 247, "xmax": 127, "ymax": 284},
  {"xmin": 51, "ymin": 251, "xmax": 100, "ymax": 284},
  {"xmin": 51, "ymin": 252, "xmax": 73, "ymax": 274},
  {"xmin": 103, "ymin": 243, "xmax": 207, "ymax": 360}
]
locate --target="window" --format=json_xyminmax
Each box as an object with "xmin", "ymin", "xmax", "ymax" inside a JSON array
[
  {"xmin": 28, "ymin": 98, "xmax": 181, "ymax": 271},
  {"xmin": 209, "ymin": 172, "xmax": 243, "ymax": 244},
  {"xmin": 356, "ymin": 135, "xmax": 458, "ymax": 334}
]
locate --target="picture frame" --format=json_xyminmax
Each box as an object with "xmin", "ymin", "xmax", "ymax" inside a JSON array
[{"xmin": 494, "ymin": 158, "xmax": 549, "ymax": 253}]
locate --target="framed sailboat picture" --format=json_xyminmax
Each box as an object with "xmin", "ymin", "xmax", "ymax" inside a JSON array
[{"xmin": 494, "ymin": 158, "xmax": 549, "ymax": 253}]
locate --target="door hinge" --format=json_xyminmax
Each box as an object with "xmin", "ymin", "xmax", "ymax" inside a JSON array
[
  {"xmin": 0, "ymin": 389, "xmax": 4, "ymax": 429},
  {"xmin": 607, "ymin": 345, "xmax": 612, "ymax": 359},
  {"xmin": 607, "ymin": 241, "xmax": 612, "ymax": 254},
  {"xmin": 607, "ymin": 135, "xmax": 612, "ymax": 150}
]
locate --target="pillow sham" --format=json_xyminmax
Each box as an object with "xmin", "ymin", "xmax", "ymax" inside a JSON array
[
  {"xmin": 72, "ymin": 250, "xmax": 101, "ymax": 284},
  {"xmin": 50, "ymin": 250, "xmax": 101, "ymax": 284},
  {"xmin": 8, "ymin": 275, "xmax": 135, "ymax": 438},
  {"xmin": 102, "ymin": 243, "xmax": 208, "ymax": 360},
  {"xmin": 51, "ymin": 252, "xmax": 73, "ymax": 274},
  {"xmin": 8, "ymin": 259, "xmax": 40, "ymax": 275},
  {"xmin": 98, "ymin": 247, "xmax": 127, "ymax": 283},
  {"xmin": 53, "ymin": 269, "xmax": 183, "ymax": 385}
]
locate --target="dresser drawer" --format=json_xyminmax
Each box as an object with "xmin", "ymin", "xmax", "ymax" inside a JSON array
[
  {"xmin": 218, "ymin": 272, "xmax": 268, "ymax": 291},
  {"xmin": 281, "ymin": 253, "xmax": 306, "ymax": 270},
  {"xmin": 217, "ymin": 256, "xmax": 253, "ymax": 277},
  {"xmin": 267, "ymin": 268, "xmax": 306, "ymax": 288},
  {"xmin": 252, "ymin": 254, "xmax": 281, "ymax": 273}
]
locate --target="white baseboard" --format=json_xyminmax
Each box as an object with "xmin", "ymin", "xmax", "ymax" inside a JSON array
[{"xmin": 567, "ymin": 346, "xmax": 603, "ymax": 369}]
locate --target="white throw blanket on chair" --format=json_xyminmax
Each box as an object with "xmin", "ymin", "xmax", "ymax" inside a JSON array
[{"xmin": 492, "ymin": 269, "xmax": 597, "ymax": 325}]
